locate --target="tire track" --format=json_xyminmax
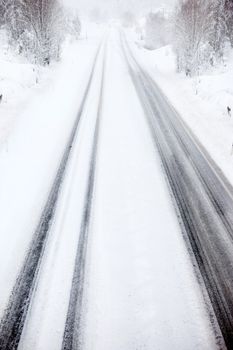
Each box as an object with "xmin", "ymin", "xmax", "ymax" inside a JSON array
[
  {"xmin": 0, "ymin": 41, "xmax": 103, "ymax": 350},
  {"xmin": 61, "ymin": 41, "xmax": 107, "ymax": 350},
  {"xmin": 121, "ymin": 33, "xmax": 230, "ymax": 349}
]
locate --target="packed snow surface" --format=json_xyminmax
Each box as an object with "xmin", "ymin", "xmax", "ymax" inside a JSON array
[
  {"xmin": 0, "ymin": 24, "xmax": 225, "ymax": 349},
  {"xmin": 11, "ymin": 28, "xmax": 222, "ymax": 349}
]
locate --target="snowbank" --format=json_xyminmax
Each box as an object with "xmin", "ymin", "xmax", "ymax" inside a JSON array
[
  {"xmin": 0, "ymin": 22, "xmax": 105, "ymax": 150},
  {"xmin": 0, "ymin": 44, "xmax": 52, "ymax": 149}
]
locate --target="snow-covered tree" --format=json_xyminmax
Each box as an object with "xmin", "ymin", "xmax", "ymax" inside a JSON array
[
  {"xmin": 209, "ymin": 0, "xmax": 227, "ymax": 63},
  {"xmin": 0, "ymin": 0, "xmax": 9, "ymax": 27},
  {"xmin": 64, "ymin": 10, "xmax": 81, "ymax": 41},
  {"xmin": 3, "ymin": 0, "xmax": 65, "ymax": 64},
  {"xmin": 173, "ymin": 0, "xmax": 215, "ymax": 75},
  {"xmin": 173, "ymin": 0, "xmax": 230, "ymax": 75},
  {"xmin": 225, "ymin": 0, "xmax": 233, "ymax": 46},
  {"xmin": 144, "ymin": 11, "xmax": 170, "ymax": 50}
]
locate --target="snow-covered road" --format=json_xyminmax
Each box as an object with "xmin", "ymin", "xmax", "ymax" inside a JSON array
[
  {"xmin": 122, "ymin": 30, "xmax": 233, "ymax": 349},
  {"xmin": 81, "ymin": 32, "xmax": 221, "ymax": 350},
  {"xmin": 0, "ymin": 29, "xmax": 228, "ymax": 349}
]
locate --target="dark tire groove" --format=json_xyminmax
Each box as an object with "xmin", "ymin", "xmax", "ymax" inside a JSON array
[{"xmin": 61, "ymin": 42, "xmax": 107, "ymax": 350}]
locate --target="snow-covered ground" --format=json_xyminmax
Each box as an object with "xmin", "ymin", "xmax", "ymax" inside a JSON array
[
  {"xmin": 16, "ymin": 28, "xmax": 221, "ymax": 350},
  {"xmin": 0, "ymin": 23, "xmax": 228, "ymax": 349},
  {"xmin": 0, "ymin": 30, "xmax": 52, "ymax": 149},
  {"xmin": 128, "ymin": 31, "xmax": 233, "ymax": 188},
  {"xmin": 0, "ymin": 23, "xmax": 105, "ymax": 318}
]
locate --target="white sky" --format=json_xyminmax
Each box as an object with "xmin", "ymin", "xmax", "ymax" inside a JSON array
[{"xmin": 64, "ymin": 0, "xmax": 176, "ymax": 15}]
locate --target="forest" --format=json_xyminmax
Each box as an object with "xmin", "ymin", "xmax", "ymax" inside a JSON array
[
  {"xmin": 1, "ymin": 0, "xmax": 232, "ymax": 77},
  {"xmin": 142, "ymin": 0, "xmax": 233, "ymax": 76},
  {"xmin": 0, "ymin": 0, "xmax": 81, "ymax": 65}
]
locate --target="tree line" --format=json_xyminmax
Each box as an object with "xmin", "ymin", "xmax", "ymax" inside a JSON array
[
  {"xmin": 174, "ymin": 0, "xmax": 233, "ymax": 76},
  {"xmin": 140, "ymin": 0, "xmax": 233, "ymax": 77},
  {"xmin": 0, "ymin": 0, "xmax": 81, "ymax": 65}
]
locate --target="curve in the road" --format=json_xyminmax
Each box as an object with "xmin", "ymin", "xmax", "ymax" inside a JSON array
[
  {"xmin": 121, "ymin": 32, "xmax": 231, "ymax": 350},
  {"xmin": 0, "ymin": 40, "xmax": 104, "ymax": 350}
]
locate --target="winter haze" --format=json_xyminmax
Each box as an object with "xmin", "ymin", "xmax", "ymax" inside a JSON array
[
  {"xmin": 65, "ymin": 0, "xmax": 176, "ymax": 14},
  {"xmin": 0, "ymin": 0, "xmax": 232, "ymax": 349}
]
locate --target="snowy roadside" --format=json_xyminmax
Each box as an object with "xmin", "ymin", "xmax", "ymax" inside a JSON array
[
  {"xmin": 0, "ymin": 34, "xmax": 51, "ymax": 150},
  {"xmin": 126, "ymin": 30, "xmax": 233, "ymax": 188},
  {"xmin": 0, "ymin": 24, "xmax": 104, "ymax": 318},
  {"xmin": 0, "ymin": 24, "xmax": 105, "ymax": 150}
]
